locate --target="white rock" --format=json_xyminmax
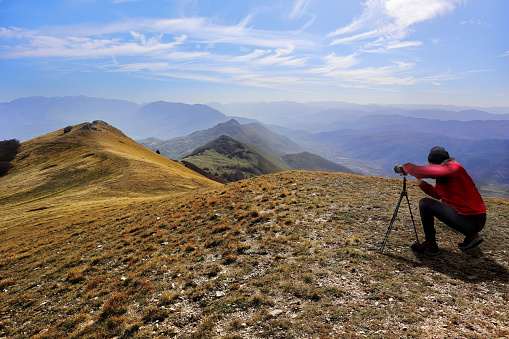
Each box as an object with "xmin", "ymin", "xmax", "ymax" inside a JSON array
[{"xmin": 269, "ymin": 309, "xmax": 284, "ymax": 317}]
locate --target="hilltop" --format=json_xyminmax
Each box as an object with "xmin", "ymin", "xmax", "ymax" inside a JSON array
[
  {"xmin": 181, "ymin": 135, "xmax": 290, "ymax": 182},
  {"xmin": 0, "ymin": 120, "xmax": 219, "ymax": 229},
  {"xmin": 0, "ymin": 166, "xmax": 508, "ymax": 337}
]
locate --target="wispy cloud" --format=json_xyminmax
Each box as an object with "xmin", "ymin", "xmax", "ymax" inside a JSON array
[
  {"xmin": 328, "ymin": 0, "xmax": 464, "ymax": 52},
  {"xmin": 0, "ymin": 2, "xmax": 472, "ymax": 95},
  {"xmin": 287, "ymin": 0, "xmax": 312, "ymax": 20}
]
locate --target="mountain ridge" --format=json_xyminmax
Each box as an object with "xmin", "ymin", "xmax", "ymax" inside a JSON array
[{"xmin": 138, "ymin": 119, "xmax": 305, "ymax": 159}]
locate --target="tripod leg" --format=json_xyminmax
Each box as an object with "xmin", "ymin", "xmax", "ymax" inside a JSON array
[
  {"xmin": 380, "ymin": 192, "xmax": 404, "ymax": 252},
  {"xmin": 404, "ymin": 193, "xmax": 420, "ymax": 244}
]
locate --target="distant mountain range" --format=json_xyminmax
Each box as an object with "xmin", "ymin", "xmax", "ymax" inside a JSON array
[
  {"xmin": 0, "ymin": 96, "xmax": 231, "ymax": 141},
  {"xmin": 2, "ymin": 95, "xmax": 508, "ymax": 196},
  {"xmin": 3, "ymin": 96, "xmax": 508, "ymax": 142}
]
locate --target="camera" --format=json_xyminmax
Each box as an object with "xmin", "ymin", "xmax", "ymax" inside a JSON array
[{"xmin": 394, "ymin": 164, "xmax": 405, "ymax": 174}]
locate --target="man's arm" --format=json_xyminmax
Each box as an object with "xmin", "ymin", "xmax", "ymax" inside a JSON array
[
  {"xmin": 418, "ymin": 179, "xmax": 441, "ymax": 200},
  {"xmin": 403, "ymin": 163, "xmax": 451, "ymax": 179}
]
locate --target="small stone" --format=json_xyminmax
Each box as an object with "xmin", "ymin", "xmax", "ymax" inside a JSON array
[
  {"xmin": 269, "ymin": 309, "xmax": 284, "ymax": 317},
  {"xmin": 216, "ymin": 291, "xmax": 226, "ymax": 297}
]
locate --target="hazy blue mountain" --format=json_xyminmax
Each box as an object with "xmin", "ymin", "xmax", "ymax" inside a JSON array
[
  {"xmin": 0, "ymin": 96, "xmax": 139, "ymax": 141},
  {"xmin": 326, "ymin": 115, "xmax": 509, "ymax": 140},
  {"xmin": 0, "ymin": 96, "xmax": 230, "ymax": 141},
  {"xmin": 127, "ymin": 101, "xmax": 229, "ymax": 139},
  {"xmin": 299, "ymin": 130, "xmax": 509, "ymax": 190},
  {"xmin": 207, "ymin": 101, "xmax": 509, "ymax": 134},
  {"xmin": 207, "ymin": 101, "xmax": 324, "ymax": 124}
]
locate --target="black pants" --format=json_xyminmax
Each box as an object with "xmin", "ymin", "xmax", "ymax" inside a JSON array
[{"xmin": 419, "ymin": 198, "xmax": 486, "ymax": 244}]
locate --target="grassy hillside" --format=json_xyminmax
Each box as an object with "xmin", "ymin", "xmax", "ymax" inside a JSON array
[
  {"xmin": 0, "ymin": 170, "xmax": 507, "ymax": 338},
  {"xmin": 181, "ymin": 135, "xmax": 291, "ymax": 182},
  {"xmin": 0, "ymin": 121, "xmax": 219, "ymax": 230}
]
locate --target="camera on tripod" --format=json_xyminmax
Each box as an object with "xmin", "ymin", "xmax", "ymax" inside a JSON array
[
  {"xmin": 380, "ymin": 164, "xmax": 420, "ymax": 252},
  {"xmin": 394, "ymin": 164, "xmax": 406, "ymax": 175}
]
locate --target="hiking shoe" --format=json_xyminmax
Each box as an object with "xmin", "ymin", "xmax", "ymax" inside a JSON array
[
  {"xmin": 458, "ymin": 233, "xmax": 483, "ymax": 251},
  {"xmin": 411, "ymin": 241, "xmax": 440, "ymax": 256}
]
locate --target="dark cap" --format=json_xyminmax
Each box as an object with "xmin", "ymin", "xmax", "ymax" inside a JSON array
[{"xmin": 428, "ymin": 146, "xmax": 450, "ymax": 165}]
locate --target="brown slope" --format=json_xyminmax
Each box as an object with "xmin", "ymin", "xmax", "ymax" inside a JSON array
[
  {"xmin": 0, "ymin": 120, "xmax": 220, "ymax": 228},
  {"xmin": 0, "ymin": 171, "xmax": 507, "ymax": 338}
]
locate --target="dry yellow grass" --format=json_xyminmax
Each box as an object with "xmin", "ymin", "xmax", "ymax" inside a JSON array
[
  {"xmin": 0, "ymin": 120, "xmax": 219, "ymax": 231},
  {"xmin": 0, "ymin": 124, "xmax": 508, "ymax": 338}
]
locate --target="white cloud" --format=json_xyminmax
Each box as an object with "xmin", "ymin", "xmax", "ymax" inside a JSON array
[
  {"xmin": 0, "ymin": 3, "xmax": 469, "ymax": 95},
  {"xmin": 328, "ymin": 0, "xmax": 463, "ymax": 51},
  {"xmin": 288, "ymin": 0, "xmax": 312, "ymax": 20},
  {"xmin": 256, "ymin": 45, "xmax": 308, "ymax": 67}
]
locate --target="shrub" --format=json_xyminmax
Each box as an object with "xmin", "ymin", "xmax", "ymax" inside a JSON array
[
  {"xmin": 0, "ymin": 139, "xmax": 20, "ymax": 176},
  {"xmin": 0, "ymin": 161, "xmax": 12, "ymax": 176},
  {"xmin": 0, "ymin": 139, "xmax": 20, "ymax": 161},
  {"xmin": 63, "ymin": 126, "xmax": 72, "ymax": 134}
]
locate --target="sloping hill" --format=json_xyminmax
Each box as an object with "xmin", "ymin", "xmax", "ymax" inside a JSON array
[
  {"xmin": 181, "ymin": 135, "xmax": 291, "ymax": 182},
  {"xmin": 138, "ymin": 119, "xmax": 305, "ymax": 159},
  {"xmin": 0, "ymin": 171, "xmax": 507, "ymax": 338},
  {"xmin": 0, "ymin": 120, "xmax": 220, "ymax": 228}
]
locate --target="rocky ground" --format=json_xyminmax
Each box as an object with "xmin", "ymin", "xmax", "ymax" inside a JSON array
[{"xmin": 1, "ymin": 171, "xmax": 508, "ymax": 338}]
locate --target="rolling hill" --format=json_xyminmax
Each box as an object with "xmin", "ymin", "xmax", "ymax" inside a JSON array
[
  {"xmin": 0, "ymin": 120, "xmax": 220, "ymax": 228},
  {"xmin": 181, "ymin": 135, "xmax": 291, "ymax": 182},
  {"xmin": 138, "ymin": 119, "xmax": 305, "ymax": 159},
  {"xmin": 0, "ymin": 123, "xmax": 507, "ymax": 337}
]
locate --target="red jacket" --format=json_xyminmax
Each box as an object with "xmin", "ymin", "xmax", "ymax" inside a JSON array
[{"xmin": 403, "ymin": 161, "xmax": 486, "ymax": 215}]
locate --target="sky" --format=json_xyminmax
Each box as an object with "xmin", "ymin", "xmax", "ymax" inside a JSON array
[{"xmin": 0, "ymin": 0, "xmax": 508, "ymax": 107}]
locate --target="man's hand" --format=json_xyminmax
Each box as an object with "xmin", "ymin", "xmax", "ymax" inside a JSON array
[{"xmin": 416, "ymin": 178, "xmax": 423, "ymax": 185}]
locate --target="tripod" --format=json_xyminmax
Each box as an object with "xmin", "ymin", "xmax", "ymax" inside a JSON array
[{"xmin": 380, "ymin": 175, "xmax": 420, "ymax": 253}]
